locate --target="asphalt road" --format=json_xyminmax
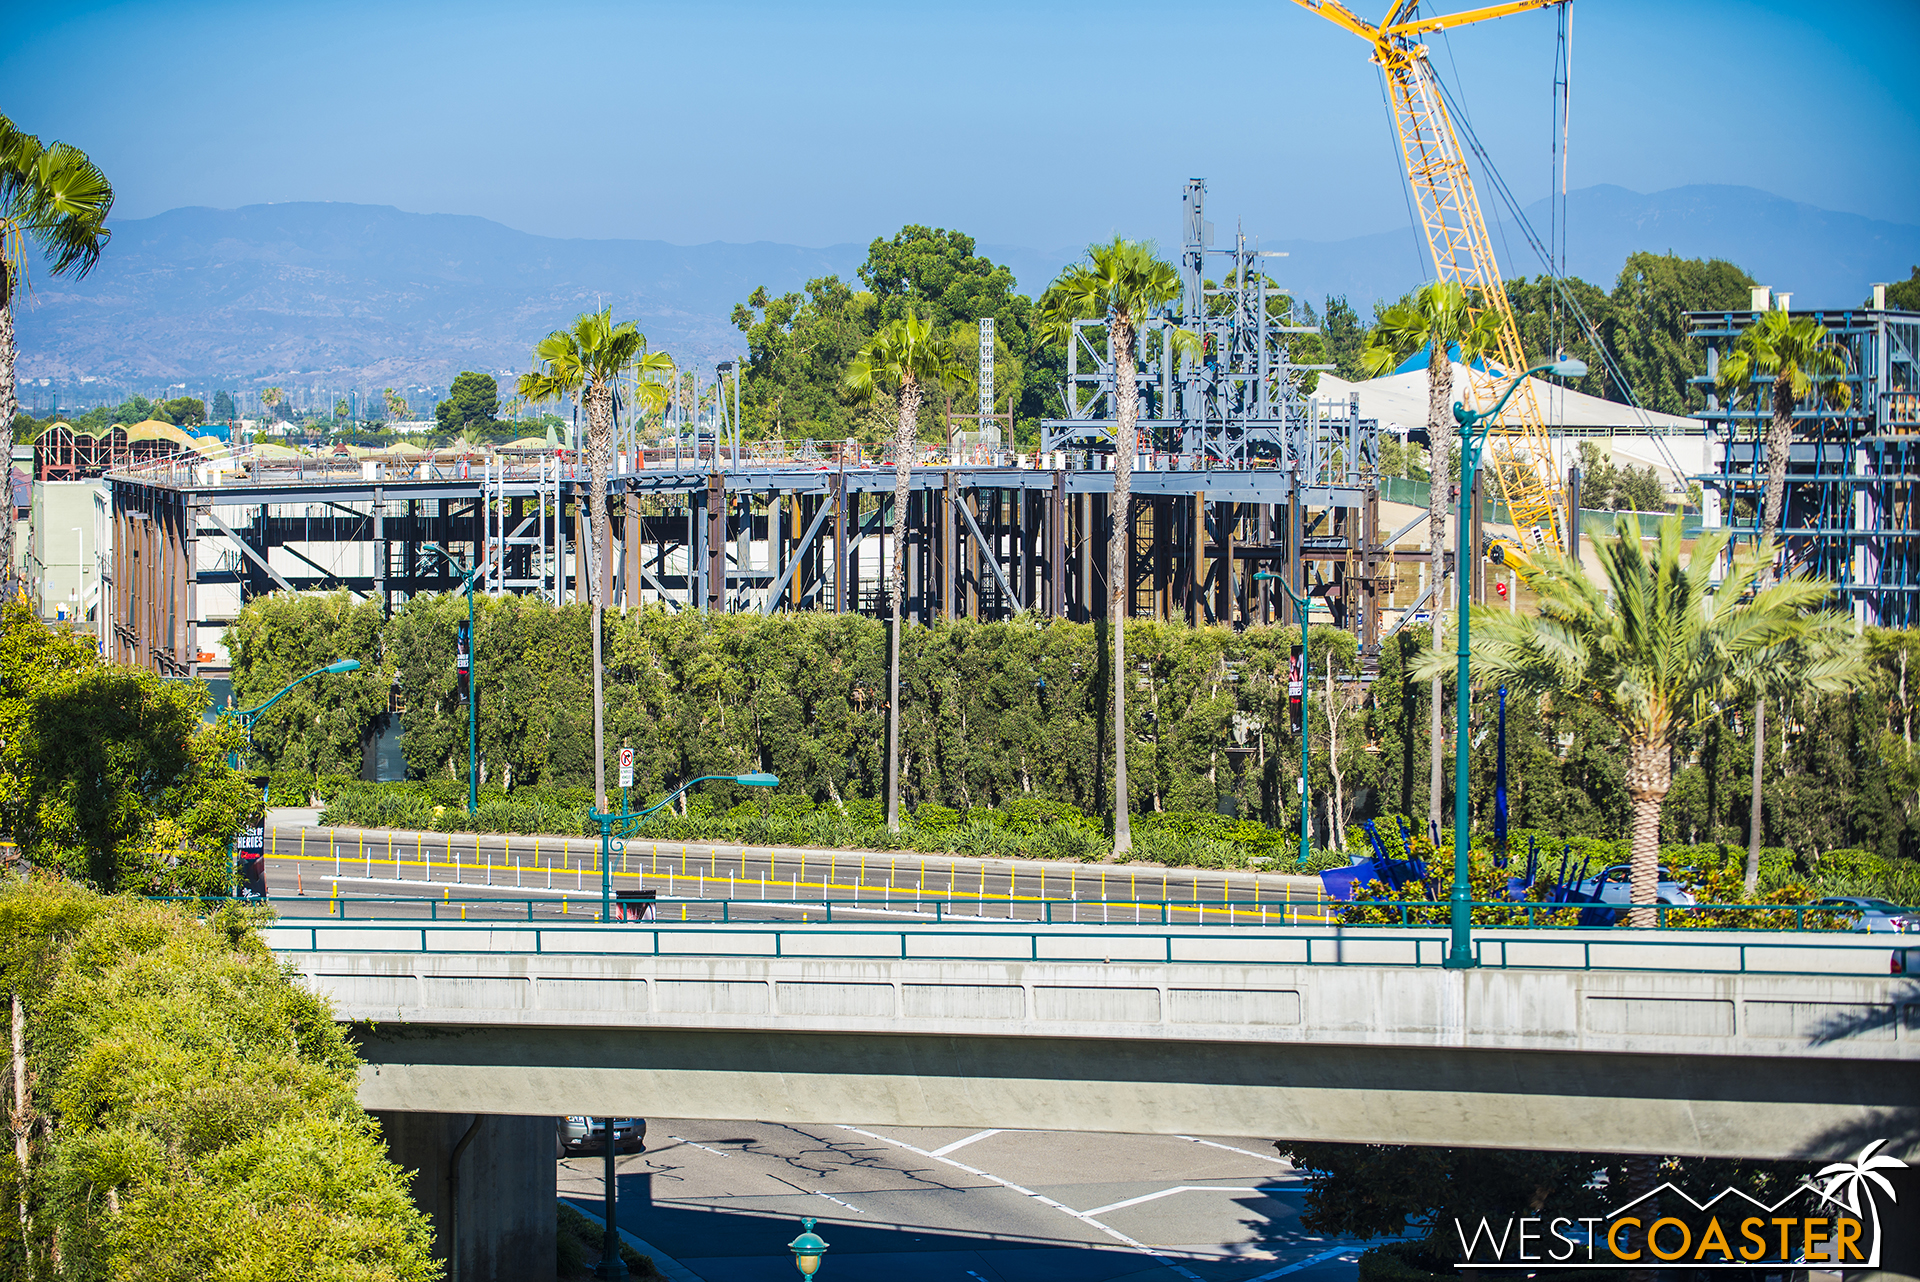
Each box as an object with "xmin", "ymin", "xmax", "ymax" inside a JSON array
[
  {"xmin": 260, "ymin": 810, "xmax": 1335, "ymax": 927},
  {"xmin": 559, "ymin": 1120, "xmax": 1375, "ymax": 1282}
]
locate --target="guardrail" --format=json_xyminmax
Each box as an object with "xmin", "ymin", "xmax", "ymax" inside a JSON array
[
  {"xmin": 155, "ymin": 891, "xmax": 1905, "ymax": 933},
  {"xmin": 254, "ymin": 917, "xmax": 1907, "ymax": 975}
]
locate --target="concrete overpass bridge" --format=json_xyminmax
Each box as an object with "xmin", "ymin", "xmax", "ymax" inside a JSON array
[{"xmin": 269, "ymin": 916, "xmax": 1919, "ymax": 1163}]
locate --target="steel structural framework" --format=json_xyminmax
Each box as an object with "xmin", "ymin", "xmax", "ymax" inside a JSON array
[
  {"xmin": 1691, "ymin": 306, "xmax": 1920, "ymax": 627},
  {"xmin": 103, "ymin": 450, "xmax": 1431, "ymax": 679},
  {"xmin": 1293, "ymin": 0, "xmax": 1569, "ymax": 553},
  {"xmin": 1042, "ymin": 180, "xmax": 1377, "ymax": 484}
]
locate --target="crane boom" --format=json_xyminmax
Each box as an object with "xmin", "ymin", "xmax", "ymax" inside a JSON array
[{"xmin": 1295, "ymin": 0, "xmax": 1570, "ymax": 553}]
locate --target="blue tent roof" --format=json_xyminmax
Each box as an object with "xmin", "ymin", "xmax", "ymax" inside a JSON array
[{"xmin": 1390, "ymin": 343, "xmax": 1498, "ymax": 377}]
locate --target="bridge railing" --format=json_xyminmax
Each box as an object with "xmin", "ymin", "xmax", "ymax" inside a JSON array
[
  {"xmin": 251, "ymin": 917, "xmax": 1905, "ymax": 976},
  {"xmin": 154, "ymin": 892, "xmax": 1901, "ymax": 934}
]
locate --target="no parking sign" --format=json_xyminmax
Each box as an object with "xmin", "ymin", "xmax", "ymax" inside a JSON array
[{"xmin": 618, "ymin": 747, "xmax": 634, "ymax": 790}]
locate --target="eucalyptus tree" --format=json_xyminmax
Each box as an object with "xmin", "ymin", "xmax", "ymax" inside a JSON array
[
  {"xmin": 518, "ymin": 308, "xmax": 651, "ymax": 811},
  {"xmin": 0, "ymin": 114, "xmax": 112, "ymax": 587},
  {"xmin": 1716, "ymin": 309, "xmax": 1854, "ymax": 890},
  {"xmin": 845, "ymin": 311, "xmax": 970, "ymax": 830},
  {"xmin": 1361, "ymin": 281, "xmax": 1503, "ymax": 840},
  {"xmin": 1419, "ymin": 513, "xmax": 1860, "ymax": 925},
  {"xmin": 1039, "ymin": 240, "xmax": 1192, "ymax": 856}
]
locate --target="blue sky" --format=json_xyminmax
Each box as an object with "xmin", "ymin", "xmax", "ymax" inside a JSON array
[{"xmin": 4, "ymin": 0, "xmax": 1915, "ymax": 251}]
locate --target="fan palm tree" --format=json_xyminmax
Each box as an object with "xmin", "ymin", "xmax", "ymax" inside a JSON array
[
  {"xmin": 1416, "ymin": 512, "xmax": 1860, "ymax": 926},
  {"xmin": 1716, "ymin": 309, "xmax": 1854, "ymax": 891},
  {"xmin": 1361, "ymin": 281, "xmax": 1503, "ymax": 845},
  {"xmin": 845, "ymin": 311, "xmax": 970, "ymax": 831},
  {"xmin": 519, "ymin": 308, "xmax": 650, "ymax": 811},
  {"xmin": 1, "ymin": 114, "xmax": 112, "ymax": 589},
  {"xmin": 1038, "ymin": 240, "xmax": 1193, "ymax": 856}
]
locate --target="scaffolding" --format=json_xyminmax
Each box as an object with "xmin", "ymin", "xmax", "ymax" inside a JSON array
[{"xmin": 1692, "ymin": 302, "xmax": 1920, "ymax": 626}]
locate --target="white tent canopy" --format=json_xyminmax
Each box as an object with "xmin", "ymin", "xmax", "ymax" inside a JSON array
[{"xmin": 1314, "ymin": 364, "xmax": 1706, "ymax": 486}]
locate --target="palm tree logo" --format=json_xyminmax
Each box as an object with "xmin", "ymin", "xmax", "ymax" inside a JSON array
[{"xmin": 1811, "ymin": 1139, "xmax": 1906, "ymax": 1265}]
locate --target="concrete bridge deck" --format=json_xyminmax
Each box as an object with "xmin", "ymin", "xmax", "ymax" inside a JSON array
[{"xmin": 273, "ymin": 920, "xmax": 1920, "ymax": 1161}]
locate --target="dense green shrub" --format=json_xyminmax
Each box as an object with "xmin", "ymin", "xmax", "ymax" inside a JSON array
[
  {"xmin": 232, "ymin": 595, "xmax": 1920, "ymax": 874},
  {"xmin": 0, "ymin": 877, "xmax": 436, "ymax": 1280}
]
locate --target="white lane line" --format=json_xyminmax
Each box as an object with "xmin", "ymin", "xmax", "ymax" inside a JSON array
[
  {"xmin": 1080, "ymin": 1185, "xmax": 1287, "ymax": 1217},
  {"xmin": 1246, "ymin": 1242, "xmax": 1371, "ymax": 1281},
  {"xmin": 929, "ymin": 1129, "xmax": 1006, "ymax": 1157},
  {"xmin": 1177, "ymin": 1135, "xmax": 1293, "ymax": 1166},
  {"xmin": 667, "ymin": 1136, "xmax": 733, "ymax": 1158},
  {"xmin": 812, "ymin": 1191, "xmax": 864, "ymax": 1214},
  {"xmin": 838, "ymin": 1125, "xmax": 1204, "ymax": 1282}
]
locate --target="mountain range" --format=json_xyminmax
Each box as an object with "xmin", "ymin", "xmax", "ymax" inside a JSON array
[{"xmin": 13, "ymin": 184, "xmax": 1916, "ymax": 396}]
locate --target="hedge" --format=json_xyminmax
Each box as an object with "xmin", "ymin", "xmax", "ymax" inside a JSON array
[{"xmin": 230, "ymin": 591, "xmax": 1920, "ymax": 872}]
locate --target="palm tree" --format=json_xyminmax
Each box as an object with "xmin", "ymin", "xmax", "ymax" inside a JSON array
[
  {"xmin": 845, "ymin": 311, "xmax": 970, "ymax": 831},
  {"xmin": 1417, "ymin": 512, "xmax": 1860, "ymax": 926},
  {"xmin": 1361, "ymin": 282, "xmax": 1503, "ymax": 845},
  {"xmin": 519, "ymin": 308, "xmax": 650, "ymax": 812},
  {"xmin": 382, "ymin": 388, "xmax": 408, "ymax": 429},
  {"xmin": 1716, "ymin": 309, "xmax": 1854, "ymax": 891},
  {"xmin": 260, "ymin": 387, "xmax": 283, "ymax": 435},
  {"xmin": 0, "ymin": 114, "xmax": 112, "ymax": 590},
  {"xmin": 1039, "ymin": 240, "xmax": 1191, "ymax": 856}
]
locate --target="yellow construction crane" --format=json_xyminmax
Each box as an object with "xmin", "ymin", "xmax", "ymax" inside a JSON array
[{"xmin": 1294, "ymin": 0, "xmax": 1569, "ymax": 553}]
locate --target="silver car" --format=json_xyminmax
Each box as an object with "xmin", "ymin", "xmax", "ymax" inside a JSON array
[
  {"xmin": 1814, "ymin": 896, "xmax": 1916, "ymax": 933},
  {"xmin": 560, "ymin": 1116, "xmax": 646, "ymax": 1156},
  {"xmin": 1569, "ymin": 864, "xmax": 1698, "ymax": 910}
]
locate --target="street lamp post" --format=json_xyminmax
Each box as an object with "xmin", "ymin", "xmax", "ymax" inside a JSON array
[
  {"xmin": 1443, "ymin": 355, "xmax": 1587, "ymax": 970},
  {"xmin": 588, "ymin": 772, "xmax": 779, "ymax": 921},
  {"xmin": 226, "ymin": 659, "xmax": 361, "ymax": 897},
  {"xmin": 788, "ymin": 1218, "xmax": 829, "ymax": 1278},
  {"xmin": 1253, "ymin": 571, "xmax": 1312, "ymax": 866}
]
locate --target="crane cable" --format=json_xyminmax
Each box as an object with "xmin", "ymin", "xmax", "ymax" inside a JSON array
[{"xmin": 1423, "ymin": 53, "xmax": 1687, "ymax": 489}]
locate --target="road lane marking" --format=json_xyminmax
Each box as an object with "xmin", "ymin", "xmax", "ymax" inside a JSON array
[
  {"xmin": 1079, "ymin": 1185, "xmax": 1287, "ymax": 1217},
  {"xmin": 1177, "ymin": 1136, "xmax": 1293, "ymax": 1166},
  {"xmin": 837, "ymin": 1125, "xmax": 1204, "ymax": 1281},
  {"xmin": 666, "ymin": 1136, "xmax": 733, "ymax": 1158},
  {"xmin": 928, "ymin": 1129, "xmax": 1006, "ymax": 1157},
  {"xmin": 1246, "ymin": 1242, "xmax": 1375, "ymax": 1281}
]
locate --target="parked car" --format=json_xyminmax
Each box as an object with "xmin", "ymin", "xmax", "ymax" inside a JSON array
[
  {"xmin": 1569, "ymin": 864, "xmax": 1698, "ymax": 911},
  {"xmin": 1812, "ymin": 896, "xmax": 1915, "ymax": 933},
  {"xmin": 560, "ymin": 1116, "xmax": 646, "ymax": 1156}
]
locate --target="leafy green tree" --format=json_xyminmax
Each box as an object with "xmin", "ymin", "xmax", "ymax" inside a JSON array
[
  {"xmin": 846, "ymin": 311, "xmax": 971, "ymax": 830},
  {"xmin": 0, "ymin": 881, "xmax": 439, "ymax": 1280},
  {"xmin": 1609, "ymin": 251, "xmax": 1755, "ymax": 413},
  {"xmin": 733, "ymin": 277, "xmax": 879, "ymax": 441},
  {"xmin": 1573, "ymin": 440, "xmax": 1665, "ymax": 512},
  {"xmin": 0, "ymin": 599, "xmax": 253, "ymax": 893},
  {"xmin": 1310, "ymin": 295, "xmax": 1370, "ymax": 382},
  {"xmin": 1424, "ymin": 513, "xmax": 1860, "ymax": 923},
  {"xmin": 435, "ymin": 370, "xmax": 500, "ymax": 433},
  {"xmin": 1040, "ymin": 240, "xmax": 1192, "ymax": 856},
  {"xmin": 1502, "ymin": 273, "xmax": 1613, "ymax": 401},
  {"xmin": 1717, "ymin": 309, "xmax": 1854, "ymax": 889},
  {"xmin": 210, "ymin": 390, "xmax": 236, "ymax": 421},
  {"xmin": 860, "ymin": 225, "xmax": 1036, "ymax": 350},
  {"xmin": 224, "ymin": 590, "xmax": 388, "ymax": 779},
  {"xmin": 1362, "ymin": 281, "xmax": 1503, "ymax": 845},
  {"xmin": 0, "ymin": 113, "xmax": 112, "ymax": 588},
  {"xmin": 158, "ymin": 396, "xmax": 206, "ymax": 427}
]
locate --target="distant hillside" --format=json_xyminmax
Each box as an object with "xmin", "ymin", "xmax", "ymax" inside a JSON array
[
  {"xmin": 13, "ymin": 185, "xmax": 1916, "ymax": 393},
  {"xmin": 13, "ymin": 202, "xmax": 864, "ymax": 388}
]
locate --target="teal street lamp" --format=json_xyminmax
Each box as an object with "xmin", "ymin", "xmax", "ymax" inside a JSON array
[
  {"xmin": 1253, "ymin": 571, "xmax": 1313, "ymax": 867},
  {"xmin": 588, "ymin": 773, "xmax": 780, "ymax": 921},
  {"xmin": 788, "ymin": 1218, "xmax": 829, "ymax": 1278},
  {"xmin": 225, "ymin": 658, "xmax": 361, "ymax": 896},
  {"xmin": 1443, "ymin": 354, "xmax": 1587, "ymax": 970}
]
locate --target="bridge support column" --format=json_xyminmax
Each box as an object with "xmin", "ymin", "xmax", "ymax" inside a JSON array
[{"xmin": 374, "ymin": 1111, "xmax": 558, "ymax": 1282}]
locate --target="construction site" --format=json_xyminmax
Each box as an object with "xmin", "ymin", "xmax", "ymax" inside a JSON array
[{"xmin": 12, "ymin": 0, "xmax": 1912, "ymax": 682}]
